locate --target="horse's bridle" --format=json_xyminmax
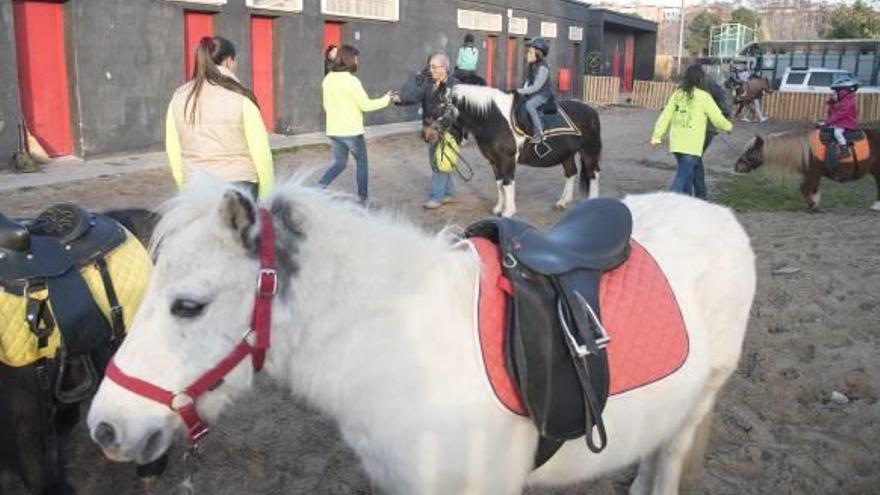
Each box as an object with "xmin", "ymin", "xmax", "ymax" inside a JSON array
[{"xmin": 105, "ymin": 208, "xmax": 278, "ymax": 445}]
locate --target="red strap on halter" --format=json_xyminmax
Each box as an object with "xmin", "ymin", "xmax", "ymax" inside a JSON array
[
  {"xmin": 105, "ymin": 207, "xmax": 278, "ymax": 445},
  {"xmin": 251, "ymin": 208, "xmax": 276, "ymax": 371}
]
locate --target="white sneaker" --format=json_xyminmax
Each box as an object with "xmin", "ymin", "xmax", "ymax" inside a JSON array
[{"xmin": 422, "ymin": 200, "xmax": 442, "ymax": 209}]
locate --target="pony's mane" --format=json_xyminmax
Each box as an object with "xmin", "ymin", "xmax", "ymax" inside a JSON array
[
  {"xmin": 760, "ymin": 130, "xmax": 810, "ymax": 175},
  {"xmin": 149, "ymin": 171, "xmax": 468, "ymax": 257},
  {"xmin": 451, "ymin": 84, "xmax": 509, "ymax": 115}
]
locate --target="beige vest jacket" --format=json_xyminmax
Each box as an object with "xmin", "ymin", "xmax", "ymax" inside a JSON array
[{"xmin": 169, "ymin": 67, "xmax": 256, "ymax": 182}]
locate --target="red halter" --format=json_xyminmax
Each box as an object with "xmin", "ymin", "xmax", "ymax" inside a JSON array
[{"xmin": 105, "ymin": 208, "xmax": 278, "ymax": 445}]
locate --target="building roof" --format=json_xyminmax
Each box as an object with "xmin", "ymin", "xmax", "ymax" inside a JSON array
[
  {"xmin": 588, "ymin": 8, "xmax": 657, "ymax": 33},
  {"xmin": 740, "ymin": 39, "xmax": 880, "ymax": 55}
]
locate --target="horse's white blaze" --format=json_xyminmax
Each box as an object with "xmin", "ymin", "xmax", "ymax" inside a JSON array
[
  {"xmin": 493, "ymin": 180, "xmax": 505, "ymax": 215},
  {"xmin": 88, "ymin": 179, "xmax": 755, "ymax": 495},
  {"xmin": 502, "ymin": 182, "xmax": 516, "ymax": 218},
  {"xmin": 556, "ymin": 176, "xmax": 576, "ymax": 209},
  {"xmin": 872, "ymin": 201, "xmax": 880, "ymax": 211},
  {"xmin": 589, "ymin": 172, "xmax": 600, "ymax": 199}
]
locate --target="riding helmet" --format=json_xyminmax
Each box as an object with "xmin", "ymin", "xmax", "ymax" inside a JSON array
[
  {"xmin": 525, "ymin": 38, "xmax": 550, "ymax": 57},
  {"xmin": 830, "ymin": 75, "xmax": 859, "ymax": 91}
]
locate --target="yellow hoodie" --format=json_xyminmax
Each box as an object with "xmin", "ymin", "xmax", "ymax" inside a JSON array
[{"xmin": 322, "ymin": 71, "xmax": 390, "ymax": 137}]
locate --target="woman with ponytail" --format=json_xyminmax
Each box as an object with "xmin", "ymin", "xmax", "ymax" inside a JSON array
[{"xmin": 165, "ymin": 36, "xmax": 274, "ymax": 199}]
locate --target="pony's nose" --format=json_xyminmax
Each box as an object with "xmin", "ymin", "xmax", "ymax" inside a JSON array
[{"xmin": 93, "ymin": 421, "xmax": 118, "ymax": 449}]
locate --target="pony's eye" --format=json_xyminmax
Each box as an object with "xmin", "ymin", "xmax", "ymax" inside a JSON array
[{"xmin": 170, "ymin": 298, "xmax": 206, "ymax": 319}]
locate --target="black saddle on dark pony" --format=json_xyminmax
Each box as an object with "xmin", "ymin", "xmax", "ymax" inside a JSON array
[
  {"xmin": 511, "ymin": 93, "xmax": 580, "ymax": 141},
  {"xmin": 0, "ymin": 204, "xmax": 165, "ymax": 494},
  {"xmin": 467, "ymin": 198, "xmax": 632, "ymax": 466}
]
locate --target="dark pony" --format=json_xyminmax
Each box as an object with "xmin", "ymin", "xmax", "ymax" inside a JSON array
[
  {"xmin": 425, "ymin": 84, "xmax": 601, "ymax": 217},
  {"xmin": 0, "ymin": 208, "xmax": 165, "ymax": 495},
  {"xmin": 735, "ymin": 129, "xmax": 880, "ymax": 210}
]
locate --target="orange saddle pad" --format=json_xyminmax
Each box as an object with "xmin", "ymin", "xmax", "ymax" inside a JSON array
[
  {"xmin": 809, "ymin": 130, "xmax": 870, "ymax": 163},
  {"xmin": 472, "ymin": 238, "xmax": 689, "ymax": 415}
]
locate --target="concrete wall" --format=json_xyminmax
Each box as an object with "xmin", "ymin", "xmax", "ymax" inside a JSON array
[
  {"xmin": 0, "ymin": 0, "xmax": 597, "ymax": 167},
  {"xmin": 68, "ymin": 1, "xmax": 181, "ymax": 155},
  {"xmin": 0, "ymin": 2, "xmax": 21, "ymax": 161}
]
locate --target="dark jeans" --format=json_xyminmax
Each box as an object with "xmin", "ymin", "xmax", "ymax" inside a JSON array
[
  {"xmin": 319, "ymin": 135, "xmax": 369, "ymax": 200},
  {"xmin": 671, "ymin": 152, "xmax": 702, "ymax": 196},
  {"xmin": 426, "ymin": 142, "xmax": 455, "ymax": 201}
]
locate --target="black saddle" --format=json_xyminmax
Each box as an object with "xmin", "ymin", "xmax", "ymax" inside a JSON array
[
  {"xmin": 1, "ymin": 203, "xmax": 128, "ymax": 403},
  {"xmin": 512, "ymin": 95, "xmax": 565, "ymax": 137},
  {"xmin": 467, "ymin": 198, "xmax": 633, "ymax": 467},
  {"xmin": 820, "ymin": 127, "xmax": 864, "ymax": 145}
]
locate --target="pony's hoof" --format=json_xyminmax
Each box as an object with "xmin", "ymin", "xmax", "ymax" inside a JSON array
[
  {"xmin": 492, "ymin": 206, "xmax": 504, "ymax": 215},
  {"xmin": 555, "ymin": 201, "xmax": 568, "ymax": 210},
  {"xmin": 871, "ymin": 202, "xmax": 880, "ymax": 211},
  {"xmin": 501, "ymin": 210, "xmax": 517, "ymax": 218}
]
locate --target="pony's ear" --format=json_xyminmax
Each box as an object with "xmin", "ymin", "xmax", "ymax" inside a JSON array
[{"xmin": 219, "ymin": 188, "xmax": 258, "ymax": 251}]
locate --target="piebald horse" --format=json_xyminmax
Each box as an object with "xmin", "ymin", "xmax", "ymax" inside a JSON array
[
  {"xmin": 425, "ymin": 84, "xmax": 603, "ymax": 217},
  {"xmin": 87, "ymin": 175, "xmax": 755, "ymax": 494}
]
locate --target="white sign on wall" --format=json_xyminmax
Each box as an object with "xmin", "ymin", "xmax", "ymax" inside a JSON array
[
  {"xmin": 166, "ymin": 0, "xmax": 226, "ymax": 5},
  {"xmin": 246, "ymin": 0, "xmax": 303, "ymax": 12},
  {"xmin": 322, "ymin": 0, "xmax": 399, "ymax": 22},
  {"xmin": 508, "ymin": 16, "xmax": 528, "ymax": 35},
  {"xmin": 457, "ymin": 9, "xmax": 503, "ymax": 32},
  {"xmin": 569, "ymin": 26, "xmax": 583, "ymax": 41},
  {"xmin": 540, "ymin": 21, "xmax": 557, "ymax": 39}
]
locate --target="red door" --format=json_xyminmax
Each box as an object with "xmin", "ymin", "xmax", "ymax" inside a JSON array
[
  {"xmin": 323, "ymin": 22, "xmax": 342, "ymax": 51},
  {"xmin": 486, "ymin": 36, "xmax": 497, "ymax": 87},
  {"xmin": 13, "ymin": 1, "xmax": 73, "ymax": 156},
  {"xmin": 506, "ymin": 37, "xmax": 518, "ymax": 90},
  {"xmin": 612, "ymin": 48, "xmax": 621, "ymax": 86},
  {"xmin": 184, "ymin": 12, "xmax": 214, "ymax": 79},
  {"xmin": 251, "ymin": 17, "xmax": 274, "ymax": 132},
  {"xmin": 624, "ymin": 35, "xmax": 635, "ymax": 92}
]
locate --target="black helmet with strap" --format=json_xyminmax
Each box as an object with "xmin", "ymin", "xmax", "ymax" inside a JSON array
[{"xmin": 526, "ymin": 38, "xmax": 550, "ymax": 57}]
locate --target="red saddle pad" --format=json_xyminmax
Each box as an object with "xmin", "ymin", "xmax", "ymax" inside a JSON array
[{"xmin": 472, "ymin": 237, "xmax": 689, "ymax": 416}]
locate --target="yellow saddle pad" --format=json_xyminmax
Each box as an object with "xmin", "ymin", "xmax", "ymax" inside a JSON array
[{"xmin": 0, "ymin": 232, "xmax": 152, "ymax": 367}]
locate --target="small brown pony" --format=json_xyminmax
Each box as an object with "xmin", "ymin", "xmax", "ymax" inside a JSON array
[
  {"xmin": 735, "ymin": 128, "xmax": 880, "ymax": 210},
  {"xmin": 726, "ymin": 75, "xmax": 772, "ymax": 121}
]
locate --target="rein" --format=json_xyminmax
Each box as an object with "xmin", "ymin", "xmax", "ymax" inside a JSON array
[{"xmin": 105, "ymin": 208, "xmax": 278, "ymax": 446}]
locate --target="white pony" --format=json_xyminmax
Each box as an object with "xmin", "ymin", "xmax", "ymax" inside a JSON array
[{"xmin": 87, "ymin": 175, "xmax": 755, "ymax": 495}]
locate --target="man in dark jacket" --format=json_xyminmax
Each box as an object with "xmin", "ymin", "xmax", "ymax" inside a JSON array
[
  {"xmin": 694, "ymin": 77, "xmax": 731, "ymax": 200},
  {"xmin": 393, "ymin": 53, "xmax": 459, "ymax": 209}
]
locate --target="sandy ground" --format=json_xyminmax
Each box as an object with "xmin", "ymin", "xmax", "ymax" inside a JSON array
[{"xmin": 1, "ymin": 107, "xmax": 878, "ymax": 495}]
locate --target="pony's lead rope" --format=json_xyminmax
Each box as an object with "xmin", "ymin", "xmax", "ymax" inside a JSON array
[
  {"xmin": 437, "ymin": 135, "xmax": 475, "ymax": 182},
  {"xmin": 178, "ymin": 444, "xmax": 202, "ymax": 495}
]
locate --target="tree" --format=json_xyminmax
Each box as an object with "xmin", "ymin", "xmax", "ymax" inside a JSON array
[
  {"xmin": 686, "ymin": 10, "xmax": 722, "ymax": 56},
  {"xmin": 824, "ymin": 0, "xmax": 880, "ymax": 39},
  {"xmin": 731, "ymin": 7, "xmax": 761, "ymax": 30}
]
